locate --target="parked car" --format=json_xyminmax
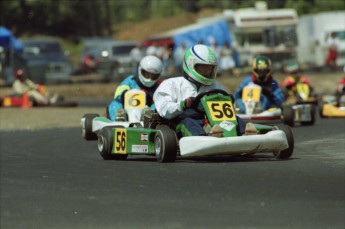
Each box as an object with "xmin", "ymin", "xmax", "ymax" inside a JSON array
[
  {"xmin": 77, "ymin": 38, "xmax": 137, "ymax": 82},
  {"xmin": 20, "ymin": 39, "xmax": 73, "ymax": 84}
]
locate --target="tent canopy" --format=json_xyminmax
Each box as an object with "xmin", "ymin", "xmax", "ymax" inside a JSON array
[
  {"xmin": 0, "ymin": 26, "xmax": 23, "ymax": 52},
  {"xmin": 145, "ymin": 20, "xmax": 232, "ymax": 48}
]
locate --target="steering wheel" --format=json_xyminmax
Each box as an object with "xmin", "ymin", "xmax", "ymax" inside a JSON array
[{"xmin": 192, "ymin": 89, "xmax": 231, "ymax": 113}]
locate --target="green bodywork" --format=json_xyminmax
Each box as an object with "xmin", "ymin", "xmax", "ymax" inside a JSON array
[
  {"xmin": 111, "ymin": 127, "xmax": 157, "ymax": 155},
  {"xmin": 201, "ymin": 94, "xmax": 274, "ymax": 137},
  {"xmin": 201, "ymin": 94, "xmax": 238, "ymax": 137}
]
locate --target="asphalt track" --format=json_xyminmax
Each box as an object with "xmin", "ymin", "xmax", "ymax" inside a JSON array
[{"xmin": 1, "ymin": 118, "xmax": 344, "ymax": 229}]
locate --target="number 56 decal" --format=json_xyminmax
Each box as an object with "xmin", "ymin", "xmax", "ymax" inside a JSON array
[
  {"xmin": 114, "ymin": 129, "xmax": 127, "ymax": 154},
  {"xmin": 206, "ymin": 101, "xmax": 236, "ymax": 121}
]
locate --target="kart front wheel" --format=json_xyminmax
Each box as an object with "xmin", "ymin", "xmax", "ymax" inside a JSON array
[
  {"xmin": 274, "ymin": 124, "xmax": 294, "ymax": 159},
  {"xmin": 301, "ymin": 104, "xmax": 316, "ymax": 126},
  {"xmin": 82, "ymin": 113, "xmax": 99, "ymax": 140},
  {"xmin": 318, "ymin": 102, "xmax": 326, "ymax": 118},
  {"xmin": 154, "ymin": 125, "xmax": 178, "ymax": 163},
  {"xmin": 98, "ymin": 126, "xmax": 128, "ymax": 160},
  {"xmin": 282, "ymin": 106, "xmax": 294, "ymax": 127}
]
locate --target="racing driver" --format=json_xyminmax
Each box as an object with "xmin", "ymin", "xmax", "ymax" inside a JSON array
[
  {"xmin": 233, "ymin": 55, "xmax": 285, "ymax": 113},
  {"xmin": 107, "ymin": 55, "xmax": 163, "ymax": 121},
  {"xmin": 153, "ymin": 44, "xmax": 249, "ymax": 138}
]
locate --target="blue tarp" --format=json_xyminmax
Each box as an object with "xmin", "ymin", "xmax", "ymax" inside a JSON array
[
  {"xmin": 172, "ymin": 20, "xmax": 232, "ymax": 49},
  {"xmin": 0, "ymin": 26, "xmax": 23, "ymax": 52}
]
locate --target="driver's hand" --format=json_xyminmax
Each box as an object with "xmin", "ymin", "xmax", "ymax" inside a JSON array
[{"xmin": 184, "ymin": 97, "xmax": 195, "ymax": 109}]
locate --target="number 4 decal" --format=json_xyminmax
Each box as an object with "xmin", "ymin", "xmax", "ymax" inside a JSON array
[{"xmin": 114, "ymin": 129, "xmax": 127, "ymax": 154}]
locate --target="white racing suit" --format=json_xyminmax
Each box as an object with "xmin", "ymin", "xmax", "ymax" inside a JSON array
[
  {"xmin": 153, "ymin": 76, "xmax": 246, "ymax": 137},
  {"xmin": 12, "ymin": 79, "xmax": 49, "ymax": 105}
]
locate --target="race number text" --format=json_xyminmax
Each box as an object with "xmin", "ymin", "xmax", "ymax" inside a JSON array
[{"xmin": 206, "ymin": 101, "xmax": 236, "ymax": 121}]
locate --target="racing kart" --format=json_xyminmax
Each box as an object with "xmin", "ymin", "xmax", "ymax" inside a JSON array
[
  {"xmin": 0, "ymin": 85, "xmax": 77, "ymax": 108},
  {"xmin": 284, "ymin": 82, "xmax": 317, "ymax": 126},
  {"xmin": 319, "ymin": 94, "xmax": 345, "ymax": 118},
  {"xmin": 81, "ymin": 89, "xmax": 294, "ymax": 163},
  {"xmin": 235, "ymin": 83, "xmax": 315, "ymax": 127},
  {"xmin": 81, "ymin": 88, "xmax": 147, "ymax": 140}
]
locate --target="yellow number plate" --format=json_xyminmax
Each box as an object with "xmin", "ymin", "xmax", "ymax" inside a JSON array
[
  {"xmin": 124, "ymin": 91, "xmax": 145, "ymax": 109},
  {"xmin": 242, "ymin": 87, "xmax": 261, "ymax": 102},
  {"xmin": 114, "ymin": 129, "xmax": 127, "ymax": 154},
  {"xmin": 206, "ymin": 101, "xmax": 236, "ymax": 121}
]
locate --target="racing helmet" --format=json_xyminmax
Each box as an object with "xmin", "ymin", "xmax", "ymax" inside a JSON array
[
  {"xmin": 285, "ymin": 63, "xmax": 300, "ymax": 75},
  {"xmin": 183, "ymin": 44, "xmax": 218, "ymax": 86},
  {"xmin": 252, "ymin": 55, "xmax": 272, "ymax": 83},
  {"xmin": 138, "ymin": 55, "xmax": 163, "ymax": 87},
  {"xmin": 15, "ymin": 69, "xmax": 27, "ymax": 79}
]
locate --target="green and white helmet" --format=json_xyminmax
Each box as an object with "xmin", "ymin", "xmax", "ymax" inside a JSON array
[{"xmin": 183, "ymin": 44, "xmax": 218, "ymax": 86}]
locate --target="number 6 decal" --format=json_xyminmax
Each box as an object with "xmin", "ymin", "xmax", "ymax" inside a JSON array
[{"xmin": 114, "ymin": 129, "xmax": 127, "ymax": 154}]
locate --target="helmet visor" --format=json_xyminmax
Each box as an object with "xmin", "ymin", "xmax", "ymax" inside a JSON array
[
  {"xmin": 141, "ymin": 69, "xmax": 160, "ymax": 80},
  {"xmin": 254, "ymin": 68, "xmax": 271, "ymax": 81},
  {"xmin": 195, "ymin": 64, "xmax": 217, "ymax": 80}
]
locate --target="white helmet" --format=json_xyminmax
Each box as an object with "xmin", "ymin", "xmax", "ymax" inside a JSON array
[
  {"xmin": 183, "ymin": 44, "xmax": 218, "ymax": 86},
  {"xmin": 138, "ymin": 55, "xmax": 163, "ymax": 87}
]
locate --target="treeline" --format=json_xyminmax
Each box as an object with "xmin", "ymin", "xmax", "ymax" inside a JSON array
[{"xmin": 1, "ymin": 0, "xmax": 344, "ymax": 40}]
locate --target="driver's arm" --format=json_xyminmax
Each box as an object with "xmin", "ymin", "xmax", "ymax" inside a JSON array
[
  {"xmin": 271, "ymin": 81, "xmax": 285, "ymax": 106},
  {"xmin": 153, "ymin": 79, "xmax": 185, "ymax": 120}
]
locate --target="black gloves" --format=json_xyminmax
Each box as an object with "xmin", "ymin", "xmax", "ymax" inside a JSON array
[{"xmin": 181, "ymin": 97, "xmax": 195, "ymax": 110}]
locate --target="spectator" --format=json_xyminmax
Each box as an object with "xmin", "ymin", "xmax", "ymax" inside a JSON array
[
  {"xmin": 130, "ymin": 42, "xmax": 144, "ymax": 74},
  {"xmin": 219, "ymin": 41, "xmax": 235, "ymax": 76},
  {"xmin": 326, "ymin": 32, "xmax": 339, "ymax": 70},
  {"xmin": 173, "ymin": 42, "xmax": 186, "ymax": 75}
]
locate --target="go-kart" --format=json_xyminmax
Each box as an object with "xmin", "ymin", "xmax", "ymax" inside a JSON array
[
  {"xmin": 82, "ymin": 89, "xmax": 294, "ymax": 163},
  {"xmin": 235, "ymin": 83, "xmax": 315, "ymax": 127},
  {"xmin": 0, "ymin": 85, "xmax": 77, "ymax": 108},
  {"xmin": 284, "ymin": 82, "xmax": 317, "ymax": 126},
  {"xmin": 81, "ymin": 88, "xmax": 147, "ymax": 140},
  {"xmin": 319, "ymin": 94, "xmax": 345, "ymax": 118}
]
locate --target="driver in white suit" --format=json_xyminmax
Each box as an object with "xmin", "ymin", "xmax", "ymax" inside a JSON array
[{"xmin": 153, "ymin": 44, "xmax": 248, "ymax": 138}]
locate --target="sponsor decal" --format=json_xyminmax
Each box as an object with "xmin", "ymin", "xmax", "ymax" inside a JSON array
[
  {"xmin": 132, "ymin": 145, "xmax": 149, "ymax": 153},
  {"xmin": 141, "ymin": 133, "xmax": 149, "ymax": 142},
  {"xmin": 219, "ymin": 121, "xmax": 235, "ymax": 131}
]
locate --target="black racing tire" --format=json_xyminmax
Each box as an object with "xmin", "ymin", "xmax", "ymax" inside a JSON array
[
  {"xmin": 98, "ymin": 126, "xmax": 128, "ymax": 160},
  {"xmin": 82, "ymin": 113, "xmax": 99, "ymax": 140},
  {"xmin": 273, "ymin": 124, "xmax": 294, "ymax": 159},
  {"xmin": 319, "ymin": 102, "xmax": 326, "ymax": 118},
  {"xmin": 282, "ymin": 105, "xmax": 295, "ymax": 127},
  {"xmin": 154, "ymin": 125, "xmax": 178, "ymax": 163},
  {"xmin": 301, "ymin": 104, "xmax": 316, "ymax": 126}
]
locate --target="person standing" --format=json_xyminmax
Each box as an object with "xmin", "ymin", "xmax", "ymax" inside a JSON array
[{"xmin": 326, "ymin": 32, "xmax": 339, "ymax": 70}]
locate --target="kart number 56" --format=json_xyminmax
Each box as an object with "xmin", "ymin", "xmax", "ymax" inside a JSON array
[
  {"xmin": 207, "ymin": 101, "xmax": 236, "ymax": 121},
  {"xmin": 114, "ymin": 129, "xmax": 127, "ymax": 154}
]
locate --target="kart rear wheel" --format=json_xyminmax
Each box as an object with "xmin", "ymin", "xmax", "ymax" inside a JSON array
[
  {"xmin": 98, "ymin": 126, "xmax": 128, "ymax": 160},
  {"xmin": 274, "ymin": 124, "xmax": 294, "ymax": 159},
  {"xmin": 301, "ymin": 104, "xmax": 316, "ymax": 126},
  {"xmin": 282, "ymin": 106, "xmax": 294, "ymax": 127},
  {"xmin": 82, "ymin": 113, "xmax": 99, "ymax": 140},
  {"xmin": 319, "ymin": 102, "xmax": 326, "ymax": 118},
  {"xmin": 154, "ymin": 125, "xmax": 178, "ymax": 163}
]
